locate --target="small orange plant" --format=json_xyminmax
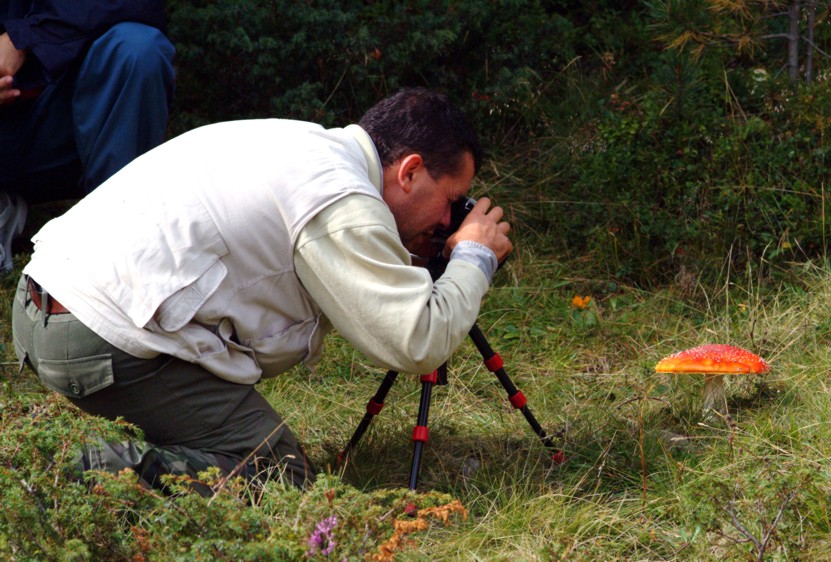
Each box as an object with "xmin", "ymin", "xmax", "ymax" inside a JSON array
[
  {"xmin": 571, "ymin": 294, "xmax": 592, "ymax": 309},
  {"xmin": 372, "ymin": 500, "xmax": 468, "ymax": 562}
]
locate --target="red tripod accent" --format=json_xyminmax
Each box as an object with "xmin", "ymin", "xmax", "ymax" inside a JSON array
[{"xmin": 338, "ymin": 322, "xmax": 563, "ymax": 490}]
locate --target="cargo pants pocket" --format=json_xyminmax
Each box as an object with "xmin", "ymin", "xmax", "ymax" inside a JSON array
[{"xmin": 37, "ymin": 354, "xmax": 115, "ymax": 399}]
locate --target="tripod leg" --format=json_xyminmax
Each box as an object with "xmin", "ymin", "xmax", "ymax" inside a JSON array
[
  {"xmin": 409, "ymin": 365, "xmax": 443, "ymax": 490},
  {"xmin": 468, "ymin": 324, "xmax": 564, "ymax": 459},
  {"xmin": 338, "ymin": 370, "xmax": 399, "ymax": 465}
]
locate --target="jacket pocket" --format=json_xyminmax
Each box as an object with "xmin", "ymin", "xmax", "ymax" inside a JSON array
[
  {"xmin": 243, "ymin": 315, "xmax": 325, "ymax": 377},
  {"xmin": 37, "ymin": 354, "xmax": 114, "ymax": 399},
  {"xmin": 156, "ymin": 260, "xmax": 228, "ymax": 331}
]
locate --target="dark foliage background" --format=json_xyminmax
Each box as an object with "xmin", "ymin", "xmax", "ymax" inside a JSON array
[
  {"xmin": 165, "ymin": 0, "xmax": 831, "ymax": 287},
  {"xmin": 165, "ymin": 0, "xmax": 583, "ymax": 135}
]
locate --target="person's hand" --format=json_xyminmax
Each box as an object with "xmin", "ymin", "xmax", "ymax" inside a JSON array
[
  {"xmin": 0, "ymin": 33, "xmax": 25, "ymax": 105},
  {"xmin": 0, "ymin": 75, "xmax": 20, "ymax": 104},
  {"xmin": 445, "ymin": 197, "xmax": 512, "ymax": 263}
]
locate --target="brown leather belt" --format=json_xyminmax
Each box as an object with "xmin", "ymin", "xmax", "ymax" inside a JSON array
[{"xmin": 27, "ymin": 277, "xmax": 70, "ymax": 315}]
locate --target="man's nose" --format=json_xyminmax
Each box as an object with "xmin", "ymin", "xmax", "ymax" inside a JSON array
[{"xmin": 439, "ymin": 206, "xmax": 452, "ymax": 228}]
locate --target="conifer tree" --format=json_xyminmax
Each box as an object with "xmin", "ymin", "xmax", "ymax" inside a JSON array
[{"xmin": 647, "ymin": 0, "xmax": 830, "ymax": 82}]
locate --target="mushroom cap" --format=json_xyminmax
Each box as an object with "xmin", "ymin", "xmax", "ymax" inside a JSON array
[{"xmin": 655, "ymin": 344, "xmax": 770, "ymax": 375}]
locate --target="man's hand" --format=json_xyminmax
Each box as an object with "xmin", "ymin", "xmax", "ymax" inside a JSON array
[
  {"xmin": 0, "ymin": 33, "xmax": 25, "ymax": 105},
  {"xmin": 446, "ymin": 197, "xmax": 512, "ymax": 263}
]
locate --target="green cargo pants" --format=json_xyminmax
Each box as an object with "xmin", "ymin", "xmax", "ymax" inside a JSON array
[{"xmin": 12, "ymin": 275, "xmax": 315, "ymax": 493}]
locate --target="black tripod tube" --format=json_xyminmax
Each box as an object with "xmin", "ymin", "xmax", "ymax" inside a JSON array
[
  {"xmin": 468, "ymin": 323, "xmax": 558, "ymax": 450},
  {"xmin": 338, "ymin": 324, "xmax": 564, "ymax": 491},
  {"xmin": 409, "ymin": 367, "xmax": 442, "ymax": 490},
  {"xmin": 338, "ymin": 369, "xmax": 399, "ymax": 464}
]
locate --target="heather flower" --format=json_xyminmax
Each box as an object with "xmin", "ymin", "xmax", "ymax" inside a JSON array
[{"xmin": 306, "ymin": 515, "xmax": 338, "ymax": 557}]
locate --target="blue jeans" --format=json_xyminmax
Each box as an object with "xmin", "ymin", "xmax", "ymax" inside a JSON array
[{"xmin": 0, "ymin": 22, "xmax": 175, "ymax": 201}]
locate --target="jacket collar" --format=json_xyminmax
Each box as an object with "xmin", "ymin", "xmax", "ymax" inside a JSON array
[{"xmin": 345, "ymin": 124, "xmax": 383, "ymax": 195}]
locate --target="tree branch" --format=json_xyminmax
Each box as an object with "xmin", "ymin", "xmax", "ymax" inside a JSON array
[
  {"xmin": 759, "ymin": 490, "xmax": 799, "ymax": 557},
  {"xmin": 802, "ymin": 36, "xmax": 831, "ymax": 59},
  {"xmin": 724, "ymin": 502, "xmax": 763, "ymax": 552}
]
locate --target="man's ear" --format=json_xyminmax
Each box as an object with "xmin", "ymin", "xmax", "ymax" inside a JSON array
[{"xmin": 396, "ymin": 154, "xmax": 423, "ymax": 194}]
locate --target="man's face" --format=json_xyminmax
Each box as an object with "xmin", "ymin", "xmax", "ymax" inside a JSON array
[{"xmin": 386, "ymin": 152, "xmax": 476, "ymax": 256}]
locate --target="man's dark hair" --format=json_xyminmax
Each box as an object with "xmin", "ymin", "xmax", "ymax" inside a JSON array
[{"xmin": 358, "ymin": 87, "xmax": 484, "ymax": 179}]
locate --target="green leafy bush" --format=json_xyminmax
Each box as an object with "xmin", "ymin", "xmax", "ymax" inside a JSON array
[
  {"xmin": 0, "ymin": 392, "xmax": 468, "ymax": 560},
  {"xmin": 162, "ymin": 1, "xmax": 831, "ymax": 286},
  {"xmin": 165, "ymin": 0, "xmax": 577, "ymax": 139},
  {"xmin": 501, "ymin": 36, "xmax": 831, "ymax": 287}
]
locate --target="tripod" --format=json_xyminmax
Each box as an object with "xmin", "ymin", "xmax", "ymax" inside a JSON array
[{"xmin": 338, "ymin": 321, "xmax": 563, "ymax": 490}]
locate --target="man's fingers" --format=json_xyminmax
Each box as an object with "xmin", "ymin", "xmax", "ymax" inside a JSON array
[
  {"xmin": 474, "ymin": 196, "xmax": 490, "ymax": 207},
  {"xmin": 0, "ymin": 91, "xmax": 20, "ymax": 104},
  {"xmin": 447, "ymin": 194, "xmax": 513, "ymax": 263},
  {"xmin": 0, "ymin": 76, "xmax": 20, "ymax": 105},
  {"xmin": 468, "ymin": 197, "xmax": 506, "ymax": 223},
  {"xmin": 0, "ymin": 33, "xmax": 27, "ymax": 78},
  {"xmin": 486, "ymin": 205, "xmax": 504, "ymax": 222}
]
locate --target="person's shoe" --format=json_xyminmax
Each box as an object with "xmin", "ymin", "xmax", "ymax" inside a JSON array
[{"xmin": 0, "ymin": 192, "xmax": 27, "ymax": 272}]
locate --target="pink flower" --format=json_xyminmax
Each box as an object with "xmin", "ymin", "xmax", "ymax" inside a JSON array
[{"xmin": 306, "ymin": 515, "xmax": 338, "ymax": 557}]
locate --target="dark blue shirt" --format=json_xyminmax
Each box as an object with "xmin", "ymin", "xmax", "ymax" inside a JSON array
[{"xmin": 2, "ymin": 1, "xmax": 166, "ymax": 85}]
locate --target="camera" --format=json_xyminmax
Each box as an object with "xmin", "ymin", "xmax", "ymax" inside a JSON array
[{"xmin": 426, "ymin": 196, "xmax": 476, "ymax": 280}]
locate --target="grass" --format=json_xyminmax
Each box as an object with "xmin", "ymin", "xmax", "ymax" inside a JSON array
[{"xmin": 2, "ymin": 200, "xmax": 831, "ymax": 560}]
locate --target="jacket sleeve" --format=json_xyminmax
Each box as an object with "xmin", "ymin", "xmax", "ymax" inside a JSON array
[
  {"xmin": 3, "ymin": 1, "xmax": 167, "ymax": 80},
  {"xmin": 295, "ymin": 195, "xmax": 491, "ymax": 375}
]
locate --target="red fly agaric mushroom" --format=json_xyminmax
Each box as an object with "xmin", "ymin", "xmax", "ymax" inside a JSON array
[{"xmin": 655, "ymin": 344, "xmax": 770, "ymax": 416}]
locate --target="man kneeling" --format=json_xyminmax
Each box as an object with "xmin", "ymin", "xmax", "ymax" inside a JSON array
[{"xmin": 12, "ymin": 88, "xmax": 512, "ymax": 492}]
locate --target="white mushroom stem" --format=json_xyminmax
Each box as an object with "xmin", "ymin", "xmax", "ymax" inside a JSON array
[{"xmin": 702, "ymin": 374, "xmax": 727, "ymax": 416}]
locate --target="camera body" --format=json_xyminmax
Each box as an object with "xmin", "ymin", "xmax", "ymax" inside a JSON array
[{"xmin": 426, "ymin": 196, "xmax": 476, "ymax": 280}]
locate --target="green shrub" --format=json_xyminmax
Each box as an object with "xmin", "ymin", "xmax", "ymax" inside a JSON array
[
  {"xmin": 161, "ymin": 1, "xmax": 831, "ymax": 286},
  {"xmin": 164, "ymin": 0, "xmax": 578, "ymax": 139},
  {"xmin": 528, "ymin": 58, "xmax": 831, "ymax": 286},
  {"xmin": 0, "ymin": 391, "xmax": 468, "ymax": 560}
]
